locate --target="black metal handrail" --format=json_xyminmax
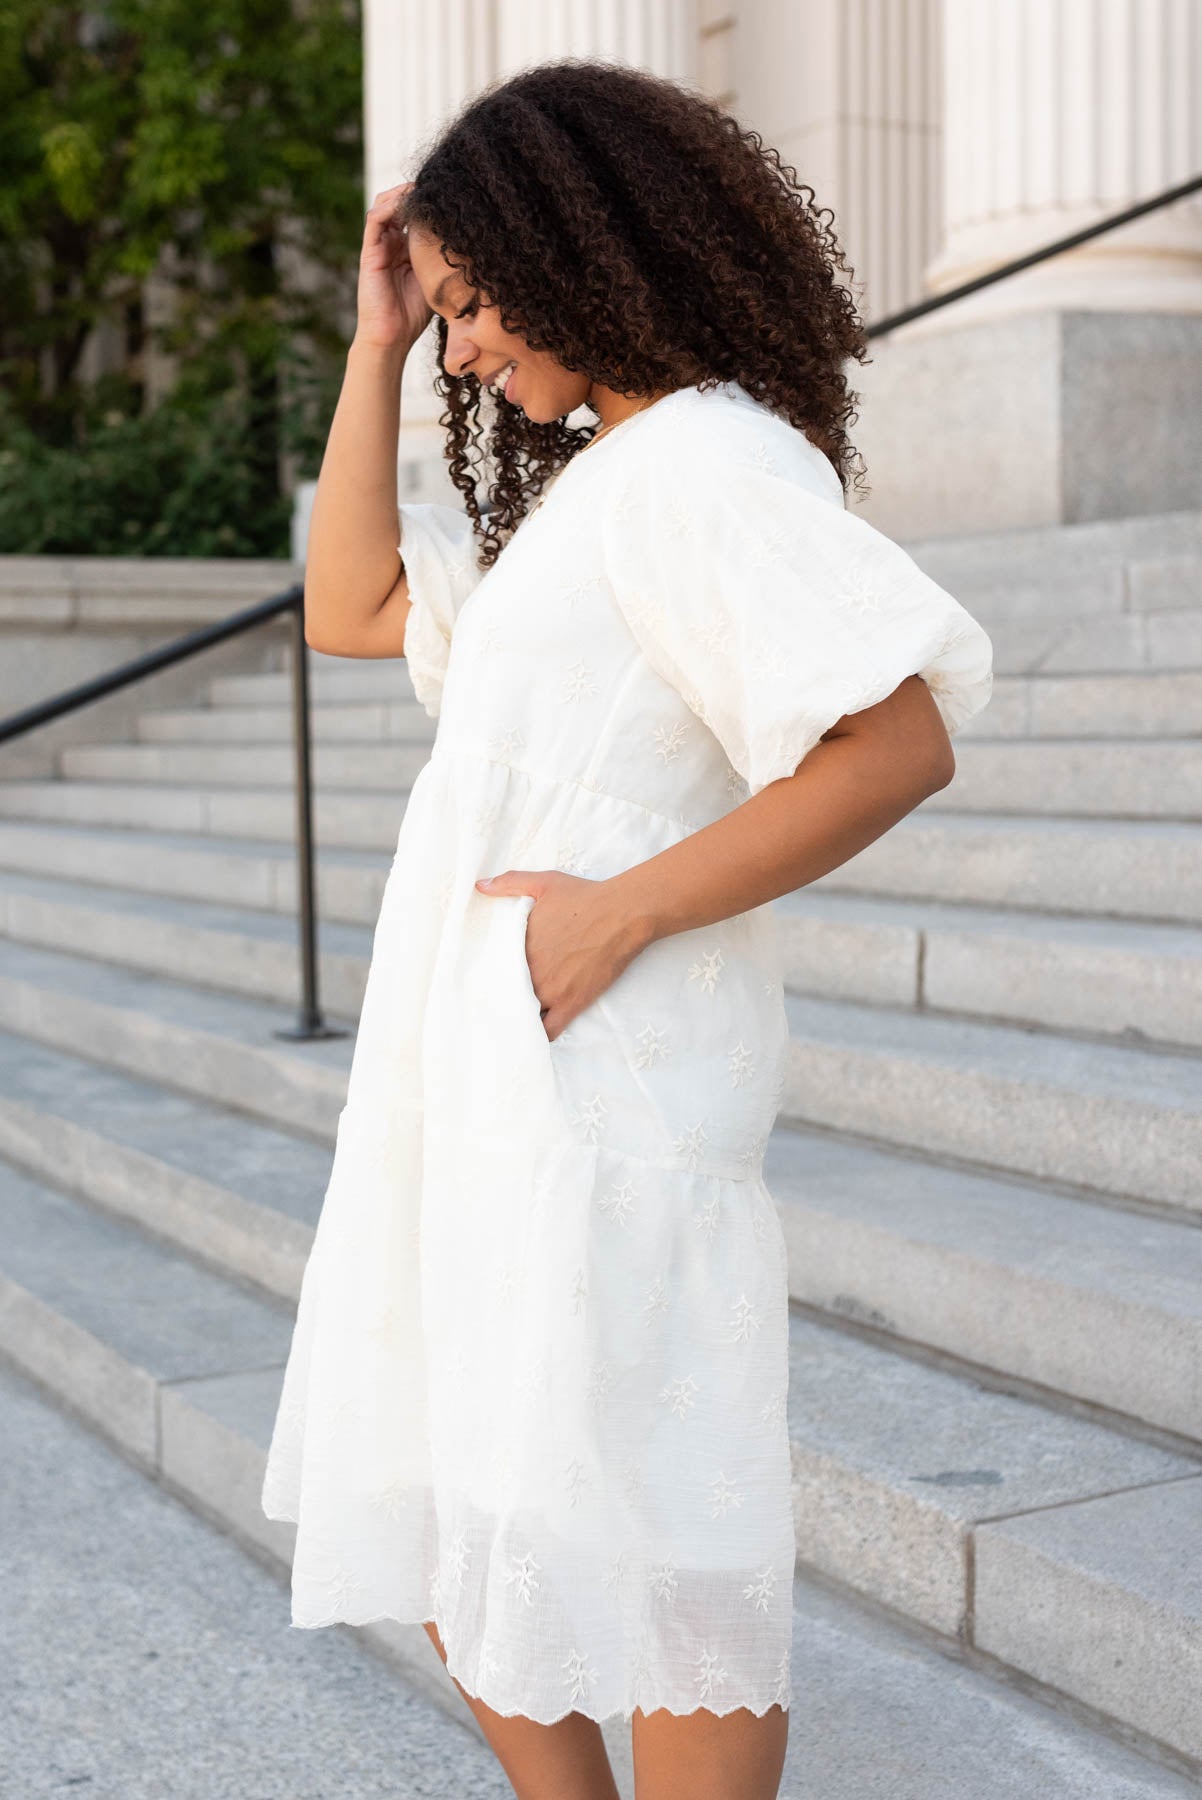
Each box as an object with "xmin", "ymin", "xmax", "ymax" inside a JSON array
[
  {"xmin": 0, "ymin": 581, "xmax": 347, "ymax": 1043},
  {"xmin": 867, "ymin": 171, "xmax": 1202, "ymax": 339}
]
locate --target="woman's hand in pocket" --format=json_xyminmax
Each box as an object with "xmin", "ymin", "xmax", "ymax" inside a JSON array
[{"xmin": 475, "ymin": 868, "xmax": 654, "ymax": 1040}]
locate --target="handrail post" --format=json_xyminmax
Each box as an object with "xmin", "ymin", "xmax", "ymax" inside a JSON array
[{"xmin": 274, "ymin": 592, "xmax": 348, "ymax": 1042}]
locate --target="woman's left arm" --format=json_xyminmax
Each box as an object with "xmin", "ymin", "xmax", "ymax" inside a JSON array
[{"xmin": 608, "ymin": 668, "xmax": 954, "ymax": 947}]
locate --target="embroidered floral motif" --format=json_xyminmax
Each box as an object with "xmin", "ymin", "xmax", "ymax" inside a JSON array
[
  {"xmin": 701, "ymin": 617, "xmax": 733, "ymax": 659},
  {"xmin": 323, "ymin": 1564, "xmax": 360, "ymax": 1614},
  {"xmin": 743, "ymin": 1566, "xmax": 776, "ymax": 1612},
  {"xmin": 569, "ymin": 1267, "xmax": 588, "ymax": 1314},
  {"xmin": 488, "ymin": 725, "xmax": 526, "ymax": 757},
  {"xmin": 586, "ymin": 1361, "xmax": 612, "ymax": 1409},
  {"xmin": 503, "ymin": 1551, "xmax": 541, "ymax": 1605},
  {"xmin": 620, "ymin": 1455, "xmax": 646, "ymax": 1503},
  {"xmin": 366, "ymin": 1479, "xmax": 408, "ymax": 1522},
  {"xmin": 759, "ymin": 1388, "xmax": 788, "ymax": 1429},
  {"xmin": 515, "ymin": 1351, "xmax": 549, "ymax": 1399},
  {"xmin": 708, "ymin": 1472, "xmax": 745, "ymax": 1517},
  {"xmin": 695, "ymin": 1647, "xmax": 730, "ymax": 1702},
  {"xmin": 727, "ymin": 1292, "xmax": 763, "ymax": 1342},
  {"xmin": 571, "ymin": 1092, "xmax": 608, "ymax": 1144},
  {"xmin": 643, "ymin": 1272, "xmax": 669, "ymax": 1319},
  {"xmin": 649, "ymin": 1561, "xmax": 679, "ymax": 1603},
  {"xmin": 747, "ymin": 437, "xmax": 778, "ymax": 476},
  {"xmin": 559, "ymin": 658, "xmax": 598, "ymax": 702},
  {"xmin": 652, "ymin": 720, "xmax": 690, "ymax": 763},
  {"xmin": 555, "ymin": 836, "xmax": 590, "ymax": 875},
  {"xmin": 633, "ymin": 1022, "xmax": 671, "ymax": 1067},
  {"xmin": 687, "ymin": 948, "xmax": 725, "ymax": 992},
  {"xmin": 563, "ymin": 1648, "xmax": 600, "ymax": 1702},
  {"xmin": 597, "ymin": 1178, "xmax": 637, "ymax": 1227},
  {"xmin": 660, "ymin": 1374, "xmax": 700, "ymax": 1419},
  {"xmin": 602, "ymin": 1550, "xmax": 627, "ymax": 1590},
  {"xmin": 561, "ymin": 574, "xmax": 605, "ymax": 611},
  {"xmin": 564, "ymin": 1458, "xmax": 588, "ymax": 1507},
  {"xmin": 728, "ymin": 1040, "xmax": 755, "ymax": 1086},
  {"xmin": 692, "ymin": 1191, "xmax": 721, "ymax": 1241},
  {"xmin": 673, "ymin": 1121, "xmax": 709, "ymax": 1169}
]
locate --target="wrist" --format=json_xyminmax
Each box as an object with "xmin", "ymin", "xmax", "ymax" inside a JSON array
[
  {"xmin": 349, "ymin": 332, "xmax": 413, "ymax": 367},
  {"xmin": 603, "ymin": 869, "xmax": 665, "ymax": 956}
]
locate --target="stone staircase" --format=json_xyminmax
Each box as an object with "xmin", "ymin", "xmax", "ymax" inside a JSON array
[{"xmin": 1, "ymin": 507, "xmax": 1200, "ymax": 1794}]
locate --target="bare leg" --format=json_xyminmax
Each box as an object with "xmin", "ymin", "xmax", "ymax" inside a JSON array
[
  {"xmin": 631, "ymin": 1702, "xmax": 788, "ymax": 1800},
  {"xmin": 422, "ymin": 1620, "xmax": 623, "ymax": 1800}
]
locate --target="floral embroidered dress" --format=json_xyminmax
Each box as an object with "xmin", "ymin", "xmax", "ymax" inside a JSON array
[{"xmin": 260, "ymin": 378, "xmax": 994, "ymax": 1724}]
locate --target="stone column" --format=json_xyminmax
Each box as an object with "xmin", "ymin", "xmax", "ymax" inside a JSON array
[
  {"xmin": 494, "ymin": 0, "xmax": 696, "ymax": 83},
  {"xmin": 732, "ymin": 0, "xmax": 942, "ymax": 328},
  {"xmin": 924, "ymin": 0, "xmax": 1202, "ymax": 322},
  {"xmin": 851, "ymin": 0, "xmax": 1202, "ymax": 538}
]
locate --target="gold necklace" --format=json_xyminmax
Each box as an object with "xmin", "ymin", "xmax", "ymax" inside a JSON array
[{"xmin": 526, "ymin": 392, "xmax": 668, "ymax": 519}]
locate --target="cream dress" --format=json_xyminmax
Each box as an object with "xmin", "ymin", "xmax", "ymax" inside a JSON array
[{"xmin": 260, "ymin": 379, "xmax": 994, "ymax": 1724}]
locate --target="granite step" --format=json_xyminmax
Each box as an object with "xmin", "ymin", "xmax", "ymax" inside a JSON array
[
  {"xmin": 0, "ymin": 778, "xmax": 406, "ymax": 850},
  {"xmin": 777, "ymin": 889, "xmax": 1202, "ymax": 1050},
  {"xmin": 782, "ymin": 993, "xmax": 1202, "ymax": 1217},
  {"xmin": 813, "ymin": 811, "xmax": 1202, "ymax": 926},
  {"xmin": 0, "ymin": 867, "xmax": 375, "ymax": 1016},
  {"xmin": 1, "ymin": 1157, "xmax": 1198, "ymax": 1770},
  {"xmin": 954, "ymin": 669, "xmax": 1202, "ymax": 739},
  {"xmin": 985, "ymin": 606, "xmax": 1202, "ymax": 676},
  {"xmin": 0, "ymin": 937, "xmax": 355, "ymax": 1141},
  {"xmin": 0, "ymin": 818, "xmax": 389, "ymax": 924},
  {"xmin": 58, "ymin": 739, "xmax": 432, "ymax": 792},
  {"xmin": 138, "ymin": 698, "xmax": 436, "ymax": 744},
  {"xmin": 209, "ymin": 662, "xmax": 429, "ymax": 708},
  {"xmin": 902, "ymin": 507, "xmax": 1202, "ymax": 621},
  {"xmin": 764, "ymin": 1123, "xmax": 1202, "ymax": 1444},
  {"xmin": 928, "ymin": 738, "xmax": 1202, "ymax": 821}
]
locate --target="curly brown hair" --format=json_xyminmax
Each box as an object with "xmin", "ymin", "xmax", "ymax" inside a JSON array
[{"xmin": 398, "ymin": 57, "xmax": 870, "ymax": 569}]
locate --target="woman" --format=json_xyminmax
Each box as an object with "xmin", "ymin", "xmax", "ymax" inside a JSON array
[{"xmin": 261, "ymin": 58, "xmax": 993, "ymax": 1800}]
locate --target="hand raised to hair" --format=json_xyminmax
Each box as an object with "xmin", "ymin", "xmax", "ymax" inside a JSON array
[{"xmin": 356, "ymin": 182, "xmax": 432, "ymax": 352}]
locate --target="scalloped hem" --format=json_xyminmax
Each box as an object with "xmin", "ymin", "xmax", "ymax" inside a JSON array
[{"xmin": 286, "ymin": 1605, "xmax": 791, "ymax": 1725}]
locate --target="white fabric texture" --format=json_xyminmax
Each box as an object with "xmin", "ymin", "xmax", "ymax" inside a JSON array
[{"xmin": 260, "ymin": 379, "xmax": 994, "ymax": 1725}]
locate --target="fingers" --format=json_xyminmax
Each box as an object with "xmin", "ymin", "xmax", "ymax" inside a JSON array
[
  {"xmin": 363, "ymin": 182, "xmax": 415, "ymax": 246},
  {"xmin": 365, "ymin": 181, "xmax": 414, "ymax": 223}
]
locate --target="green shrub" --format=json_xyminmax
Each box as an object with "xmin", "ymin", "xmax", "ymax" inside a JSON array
[{"xmin": 0, "ymin": 386, "xmax": 294, "ymax": 557}]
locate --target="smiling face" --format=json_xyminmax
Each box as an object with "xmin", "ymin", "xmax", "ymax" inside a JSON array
[{"xmin": 406, "ymin": 223, "xmax": 608, "ymax": 426}]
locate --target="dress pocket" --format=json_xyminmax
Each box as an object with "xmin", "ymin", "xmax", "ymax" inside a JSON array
[{"xmin": 506, "ymin": 891, "xmax": 545, "ymax": 1036}]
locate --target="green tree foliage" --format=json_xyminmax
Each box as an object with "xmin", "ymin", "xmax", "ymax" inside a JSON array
[{"xmin": 0, "ymin": 0, "xmax": 364, "ymax": 554}]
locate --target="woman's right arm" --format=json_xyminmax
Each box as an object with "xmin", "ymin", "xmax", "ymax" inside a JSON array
[{"xmin": 302, "ymin": 183, "xmax": 431, "ymax": 659}]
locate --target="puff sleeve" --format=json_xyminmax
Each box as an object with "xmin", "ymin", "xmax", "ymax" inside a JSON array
[
  {"xmin": 600, "ymin": 427, "xmax": 994, "ymax": 797},
  {"xmin": 398, "ymin": 501, "xmax": 486, "ymax": 716}
]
